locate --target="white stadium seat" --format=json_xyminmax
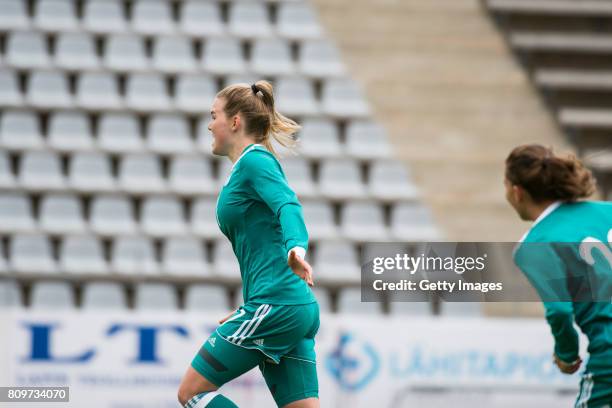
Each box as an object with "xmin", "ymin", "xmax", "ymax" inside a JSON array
[
  {"xmin": 60, "ymin": 235, "xmax": 108, "ymax": 275},
  {"xmin": 76, "ymin": 72, "xmax": 122, "ymax": 110},
  {"xmin": 104, "ymin": 34, "xmax": 149, "ymax": 71},
  {"xmin": 34, "ymin": 0, "xmax": 78, "ymax": 31},
  {"xmin": 98, "ymin": 113, "xmax": 143, "ymax": 153},
  {"xmin": 141, "ymin": 197, "xmax": 187, "ymax": 237},
  {"xmin": 48, "ymin": 111, "xmax": 94, "ymax": 152},
  {"xmin": 280, "ymin": 157, "xmax": 316, "ymax": 198},
  {"xmin": 90, "ymin": 195, "xmax": 137, "ymax": 235},
  {"xmin": 134, "ymin": 283, "xmax": 178, "ymax": 310},
  {"xmin": 390, "ymin": 202, "xmax": 442, "ymax": 242},
  {"xmin": 125, "ymin": 73, "xmax": 171, "ymax": 112},
  {"xmin": 321, "ymin": 79, "xmax": 370, "ymax": 117},
  {"xmin": 345, "ymin": 121, "xmax": 392, "ymax": 159},
  {"xmin": 10, "ymin": 234, "xmax": 57, "ymax": 274},
  {"xmin": 0, "ymin": 0, "xmax": 29, "ymax": 30},
  {"xmin": 0, "ymin": 110, "xmax": 44, "ymax": 150},
  {"xmin": 132, "ymin": 0, "xmax": 175, "ymax": 35},
  {"xmin": 277, "ymin": 3, "xmax": 323, "ymax": 40},
  {"xmin": 191, "ymin": 197, "xmax": 224, "ymax": 238},
  {"xmin": 368, "ymin": 160, "xmax": 419, "ymax": 202},
  {"xmin": 185, "ymin": 284, "xmax": 229, "ymax": 311},
  {"xmin": 162, "ymin": 237, "xmax": 210, "ymax": 277},
  {"xmin": 0, "ymin": 193, "xmax": 36, "ymax": 233},
  {"xmin": 68, "ymin": 153, "xmax": 116, "ymax": 192},
  {"xmin": 0, "ymin": 280, "xmax": 23, "ymax": 308},
  {"xmin": 202, "ymin": 38, "xmax": 246, "ymax": 75},
  {"xmin": 298, "ymin": 119, "xmax": 342, "ymax": 158},
  {"xmin": 111, "ymin": 236, "xmax": 159, "ymax": 275},
  {"xmin": 147, "ymin": 114, "xmax": 194, "ymax": 154},
  {"xmin": 180, "ymin": 1, "xmax": 225, "ymax": 37},
  {"xmin": 314, "ymin": 240, "xmax": 360, "ymax": 282},
  {"xmin": 301, "ymin": 200, "xmax": 338, "ymax": 240},
  {"xmin": 0, "ymin": 70, "xmax": 23, "ymax": 106},
  {"xmin": 299, "ymin": 40, "xmax": 345, "ymax": 78},
  {"xmin": 169, "ymin": 156, "xmax": 216, "ymax": 195},
  {"xmin": 337, "ymin": 288, "xmax": 382, "ymax": 315},
  {"xmin": 118, "ymin": 154, "xmax": 166, "ymax": 194},
  {"xmin": 0, "ymin": 152, "xmax": 15, "ymax": 189},
  {"xmin": 319, "ymin": 159, "xmax": 366, "ymax": 200},
  {"xmin": 340, "ymin": 201, "xmax": 389, "ymax": 242},
  {"xmin": 30, "ymin": 281, "xmax": 75, "ymax": 309},
  {"xmin": 152, "ymin": 36, "xmax": 197, "ymax": 73},
  {"xmin": 83, "ymin": 0, "xmax": 127, "ymax": 34},
  {"xmin": 19, "ymin": 151, "xmax": 65, "ymax": 190},
  {"xmin": 251, "ymin": 39, "xmax": 295, "ymax": 76},
  {"xmin": 82, "ymin": 282, "xmax": 128, "ymax": 310},
  {"xmin": 55, "ymin": 33, "xmax": 100, "ymax": 70},
  {"xmin": 27, "ymin": 71, "xmax": 72, "ymax": 109},
  {"xmin": 175, "ymin": 74, "xmax": 217, "ymax": 113},
  {"xmin": 212, "ymin": 239, "xmax": 241, "ymax": 279},
  {"xmin": 6, "ymin": 31, "xmax": 50, "ymax": 69},
  {"xmin": 39, "ymin": 194, "xmax": 86, "ymax": 234},
  {"xmin": 228, "ymin": 2, "xmax": 272, "ymax": 38},
  {"xmin": 275, "ymin": 77, "xmax": 319, "ymax": 116}
]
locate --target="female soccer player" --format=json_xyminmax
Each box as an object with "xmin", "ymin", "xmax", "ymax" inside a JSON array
[
  {"xmin": 506, "ymin": 144, "xmax": 612, "ymax": 408},
  {"xmin": 177, "ymin": 81, "xmax": 319, "ymax": 408}
]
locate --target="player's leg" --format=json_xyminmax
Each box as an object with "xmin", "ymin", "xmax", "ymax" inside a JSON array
[
  {"xmin": 260, "ymin": 353, "xmax": 319, "ymax": 408},
  {"xmin": 574, "ymin": 371, "xmax": 612, "ymax": 408}
]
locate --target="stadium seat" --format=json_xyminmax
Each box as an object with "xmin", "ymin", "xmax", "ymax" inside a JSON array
[
  {"xmin": 162, "ymin": 237, "xmax": 210, "ymax": 277},
  {"xmin": 0, "ymin": 110, "xmax": 44, "ymax": 150},
  {"xmin": 279, "ymin": 157, "xmax": 316, "ymax": 197},
  {"xmin": 10, "ymin": 234, "xmax": 57, "ymax": 274},
  {"xmin": 388, "ymin": 291, "xmax": 432, "ymax": 316},
  {"xmin": 0, "ymin": 70, "xmax": 23, "ymax": 106},
  {"xmin": 228, "ymin": 2, "xmax": 272, "ymax": 38},
  {"xmin": 118, "ymin": 154, "xmax": 166, "ymax": 194},
  {"xmin": 340, "ymin": 201, "xmax": 389, "ymax": 241},
  {"xmin": 141, "ymin": 196, "xmax": 187, "ymax": 237},
  {"xmin": 76, "ymin": 72, "xmax": 122, "ymax": 110},
  {"xmin": 0, "ymin": 152, "xmax": 15, "ymax": 189},
  {"xmin": 368, "ymin": 160, "xmax": 420, "ymax": 202},
  {"xmin": 6, "ymin": 31, "xmax": 50, "ymax": 69},
  {"xmin": 180, "ymin": 1, "xmax": 225, "ymax": 37},
  {"xmin": 68, "ymin": 152, "xmax": 116, "ymax": 192},
  {"xmin": 277, "ymin": 3, "xmax": 323, "ymax": 40},
  {"xmin": 134, "ymin": 283, "xmax": 178, "ymax": 310},
  {"xmin": 90, "ymin": 195, "xmax": 137, "ymax": 235},
  {"xmin": 224, "ymin": 74, "xmax": 260, "ymax": 88},
  {"xmin": 47, "ymin": 111, "xmax": 94, "ymax": 151},
  {"xmin": 216, "ymin": 159, "xmax": 233, "ymax": 188},
  {"xmin": 185, "ymin": 284, "xmax": 229, "ymax": 311},
  {"xmin": 98, "ymin": 113, "xmax": 143, "ymax": 153},
  {"xmin": 298, "ymin": 118, "xmax": 343, "ymax": 158},
  {"xmin": 104, "ymin": 34, "xmax": 149, "ymax": 71},
  {"xmin": 0, "ymin": 280, "xmax": 22, "ymax": 308},
  {"xmin": 196, "ymin": 118, "xmax": 214, "ymax": 156},
  {"xmin": 313, "ymin": 240, "xmax": 360, "ymax": 282},
  {"xmin": 55, "ymin": 33, "xmax": 100, "ymax": 70},
  {"xmin": 202, "ymin": 38, "xmax": 246, "ymax": 75},
  {"xmin": 27, "ymin": 71, "xmax": 72, "ymax": 109},
  {"xmin": 275, "ymin": 77, "xmax": 319, "ymax": 116},
  {"xmin": 19, "ymin": 151, "xmax": 65, "ymax": 190},
  {"xmin": 251, "ymin": 39, "xmax": 295, "ymax": 76},
  {"xmin": 301, "ymin": 200, "xmax": 338, "ymax": 240},
  {"xmin": 168, "ymin": 155, "xmax": 216, "ymax": 195},
  {"xmin": 299, "ymin": 40, "xmax": 345, "ymax": 78},
  {"xmin": 125, "ymin": 73, "xmax": 171, "ymax": 111},
  {"xmin": 147, "ymin": 114, "xmax": 194, "ymax": 154},
  {"xmin": 390, "ymin": 202, "xmax": 442, "ymax": 241},
  {"xmin": 345, "ymin": 121, "xmax": 392, "ymax": 159},
  {"xmin": 60, "ymin": 235, "xmax": 108, "ymax": 274},
  {"xmin": 191, "ymin": 197, "xmax": 224, "ymax": 238},
  {"xmin": 510, "ymin": 31, "xmax": 612, "ymax": 53},
  {"xmin": 30, "ymin": 281, "xmax": 75, "ymax": 309},
  {"xmin": 175, "ymin": 74, "xmax": 217, "ymax": 113},
  {"xmin": 153, "ymin": 36, "xmax": 197, "ymax": 73},
  {"xmin": 83, "ymin": 0, "xmax": 127, "ymax": 34},
  {"xmin": 111, "ymin": 236, "xmax": 159, "ymax": 275},
  {"xmin": 33, "ymin": 0, "xmax": 78, "ymax": 31},
  {"xmin": 39, "ymin": 194, "xmax": 86, "ymax": 234},
  {"xmin": 0, "ymin": 193, "xmax": 36, "ymax": 232},
  {"xmin": 82, "ymin": 282, "xmax": 127, "ymax": 310},
  {"xmin": 321, "ymin": 79, "xmax": 370, "ymax": 117},
  {"xmin": 0, "ymin": 0, "xmax": 29, "ymax": 30},
  {"xmin": 312, "ymin": 287, "xmax": 331, "ymax": 313},
  {"xmin": 337, "ymin": 288, "xmax": 382, "ymax": 315},
  {"xmin": 212, "ymin": 239, "xmax": 241, "ymax": 279},
  {"xmin": 486, "ymin": 0, "xmax": 612, "ymax": 15},
  {"xmin": 132, "ymin": 0, "xmax": 175, "ymax": 35},
  {"xmin": 319, "ymin": 159, "xmax": 366, "ymax": 200}
]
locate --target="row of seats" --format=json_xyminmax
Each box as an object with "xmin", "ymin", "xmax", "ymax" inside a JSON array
[
  {"xmin": 0, "ymin": 70, "xmax": 369, "ymax": 117},
  {"xmin": 0, "ymin": 194, "xmax": 438, "ymax": 240},
  {"xmin": 0, "ymin": 111, "xmax": 388, "ymax": 159},
  {"xmin": 2, "ymin": 32, "xmax": 344, "ymax": 77},
  {"xmin": 1, "ymin": 0, "xmax": 322, "ymax": 40},
  {"xmin": 0, "ymin": 280, "xmax": 481, "ymax": 316},
  {"xmin": 0, "ymin": 153, "xmax": 417, "ymax": 199}
]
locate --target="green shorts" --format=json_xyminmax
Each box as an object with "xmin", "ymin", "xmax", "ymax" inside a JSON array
[
  {"xmin": 191, "ymin": 301, "xmax": 320, "ymax": 407},
  {"xmin": 575, "ymin": 371, "xmax": 612, "ymax": 408}
]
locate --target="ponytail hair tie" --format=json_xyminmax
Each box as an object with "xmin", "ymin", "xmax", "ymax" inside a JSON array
[{"xmin": 251, "ymin": 84, "xmax": 260, "ymax": 95}]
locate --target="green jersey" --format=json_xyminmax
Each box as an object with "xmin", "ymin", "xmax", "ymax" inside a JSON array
[
  {"xmin": 513, "ymin": 201, "xmax": 612, "ymax": 374},
  {"xmin": 216, "ymin": 143, "xmax": 315, "ymax": 305}
]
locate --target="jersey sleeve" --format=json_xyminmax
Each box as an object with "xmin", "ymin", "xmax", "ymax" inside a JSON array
[{"xmin": 241, "ymin": 150, "xmax": 309, "ymax": 254}]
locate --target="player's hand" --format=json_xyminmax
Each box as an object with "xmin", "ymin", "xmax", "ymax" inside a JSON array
[
  {"xmin": 288, "ymin": 250, "xmax": 314, "ymax": 287},
  {"xmin": 553, "ymin": 354, "xmax": 582, "ymax": 374},
  {"xmin": 218, "ymin": 311, "xmax": 235, "ymax": 324}
]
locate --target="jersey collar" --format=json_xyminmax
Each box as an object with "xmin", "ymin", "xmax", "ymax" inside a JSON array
[
  {"xmin": 518, "ymin": 201, "xmax": 563, "ymax": 243},
  {"xmin": 231, "ymin": 143, "xmax": 262, "ymax": 170}
]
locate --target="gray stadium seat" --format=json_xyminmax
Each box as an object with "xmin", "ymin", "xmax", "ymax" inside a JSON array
[
  {"xmin": 169, "ymin": 155, "xmax": 216, "ymax": 195},
  {"xmin": 98, "ymin": 113, "xmax": 143, "ymax": 153},
  {"xmin": 134, "ymin": 283, "xmax": 178, "ymax": 310},
  {"xmin": 196, "ymin": 118, "xmax": 214, "ymax": 155},
  {"xmin": 185, "ymin": 284, "xmax": 229, "ymax": 311},
  {"xmin": 152, "ymin": 36, "xmax": 196, "ymax": 73},
  {"xmin": 319, "ymin": 159, "xmax": 366, "ymax": 200},
  {"xmin": 39, "ymin": 194, "xmax": 86, "ymax": 234},
  {"xmin": 212, "ymin": 239, "xmax": 241, "ymax": 279},
  {"xmin": 162, "ymin": 237, "xmax": 210, "ymax": 277},
  {"xmin": 0, "ymin": 152, "xmax": 15, "ymax": 189},
  {"xmin": 48, "ymin": 111, "xmax": 94, "ymax": 151},
  {"xmin": 228, "ymin": 2, "xmax": 272, "ymax": 38},
  {"xmin": 90, "ymin": 195, "xmax": 137, "ymax": 235},
  {"xmin": 118, "ymin": 154, "xmax": 166, "ymax": 194},
  {"xmin": 314, "ymin": 240, "xmax": 360, "ymax": 282},
  {"xmin": 0, "ymin": 280, "xmax": 22, "ymax": 308},
  {"xmin": 279, "ymin": 157, "xmax": 316, "ymax": 197},
  {"xmin": 202, "ymin": 38, "xmax": 246, "ymax": 75},
  {"xmin": 125, "ymin": 73, "xmax": 171, "ymax": 111},
  {"xmin": 299, "ymin": 40, "xmax": 345, "ymax": 78},
  {"xmin": 141, "ymin": 197, "xmax": 187, "ymax": 237},
  {"xmin": 275, "ymin": 77, "xmax": 319, "ymax": 116},
  {"xmin": 224, "ymin": 74, "xmax": 260, "ymax": 88},
  {"xmin": 277, "ymin": 3, "xmax": 322, "ymax": 40},
  {"xmin": 175, "ymin": 74, "xmax": 218, "ymax": 113},
  {"xmin": 180, "ymin": 1, "xmax": 225, "ymax": 37},
  {"xmin": 301, "ymin": 199, "xmax": 338, "ymax": 240},
  {"xmin": 0, "ymin": 0, "xmax": 29, "ymax": 30},
  {"xmin": 298, "ymin": 119, "xmax": 342, "ymax": 158},
  {"xmin": 191, "ymin": 197, "xmax": 224, "ymax": 238},
  {"xmin": 321, "ymin": 79, "xmax": 370, "ymax": 117},
  {"xmin": 82, "ymin": 282, "xmax": 127, "ymax": 310},
  {"xmin": 27, "ymin": 71, "xmax": 72, "ymax": 109},
  {"xmin": 76, "ymin": 72, "xmax": 122, "ymax": 110},
  {"xmin": 0, "ymin": 110, "xmax": 44, "ymax": 150},
  {"xmin": 55, "ymin": 33, "xmax": 99, "ymax": 70},
  {"xmin": 30, "ymin": 281, "xmax": 75, "ymax": 309},
  {"xmin": 68, "ymin": 152, "xmax": 115, "ymax": 192},
  {"xmin": 251, "ymin": 39, "xmax": 295, "ymax": 76},
  {"xmin": 0, "ymin": 193, "xmax": 36, "ymax": 233},
  {"xmin": 10, "ymin": 234, "xmax": 57, "ymax": 274},
  {"xmin": 337, "ymin": 288, "xmax": 382, "ymax": 315},
  {"xmin": 312, "ymin": 287, "xmax": 331, "ymax": 313},
  {"xmin": 345, "ymin": 121, "xmax": 392, "ymax": 159},
  {"xmin": 111, "ymin": 236, "xmax": 159, "ymax": 275},
  {"xmin": 83, "ymin": 0, "xmax": 127, "ymax": 34},
  {"xmin": 6, "ymin": 31, "xmax": 50, "ymax": 69},
  {"xmin": 390, "ymin": 202, "xmax": 442, "ymax": 241},
  {"xmin": 104, "ymin": 34, "xmax": 149, "ymax": 71},
  {"xmin": 0, "ymin": 70, "xmax": 23, "ymax": 106},
  {"xmin": 132, "ymin": 0, "xmax": 175, "ymax": 35},
  {"xmin": 341, "ymin": 201, "xmax": 389, "ymax": 242},
  {"xmin": 60, "ymin": 235, "xmax": 107, "ymax": 274},
  {"xmin": 368, "ymin": 160, "xmax": 419, "ymax": 202},
  {"xmin": 34, "ymin": 0, "xmax": 78, "ymax": 31},
  {"xmin": 19, "ymin": 151, "xmax": 65, "ymax": 190},
  {"xmin": 147, "ymin": 114, "xmax": 193, "ymax": 154}
]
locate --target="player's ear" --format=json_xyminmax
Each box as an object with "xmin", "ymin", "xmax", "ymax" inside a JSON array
[
  {"xmin": 231, "ymin": 115, "xmax": 240, "ymax": 132},
  {"xmin": 512, "ymin": 184, "xmax": 523, "ymax": 203}
]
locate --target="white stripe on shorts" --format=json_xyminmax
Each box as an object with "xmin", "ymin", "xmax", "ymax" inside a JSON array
[
  {"xmin": 237, "ymin": 305, "xmax": 272, "ymax": 345},
  {"xmin": 227, "ymin": 304, "xmax": 266, "ymax": 343}
]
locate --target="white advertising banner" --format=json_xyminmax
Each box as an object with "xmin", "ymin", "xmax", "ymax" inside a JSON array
[{"xmin": 0, "ymin": 310, "xmax": 584, "ymax": 407}]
